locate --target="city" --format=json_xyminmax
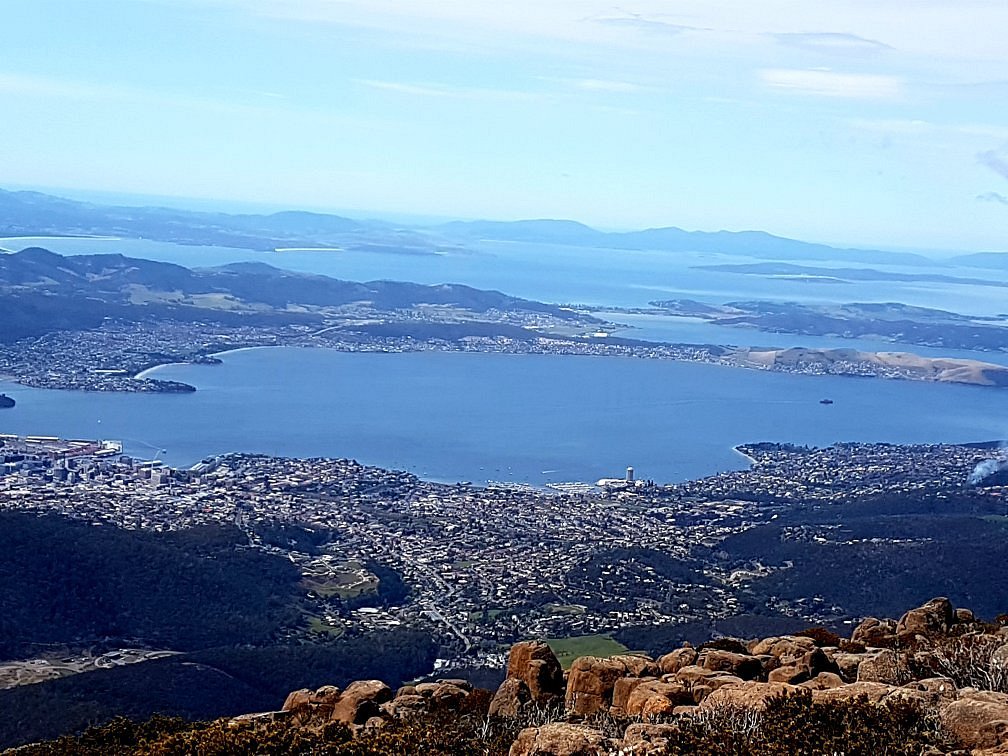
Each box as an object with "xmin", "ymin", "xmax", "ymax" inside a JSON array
[{"xmin": 1, "ymin": 432, "xmax": 1003, "ymax": 673}]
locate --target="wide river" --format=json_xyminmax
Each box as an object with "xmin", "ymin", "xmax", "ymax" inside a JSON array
[{"xmin": 2, "ymin": 348, "xmax": 1006, "ymax": 485}]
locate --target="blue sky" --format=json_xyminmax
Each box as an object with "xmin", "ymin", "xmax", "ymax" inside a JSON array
[{"xmin": 3, "ymin": 0, "xmax": 1008, "ymax": 250}]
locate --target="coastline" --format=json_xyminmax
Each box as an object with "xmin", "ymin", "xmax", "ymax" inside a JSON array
[
  {"xmin": 0, "ymin": 234, "xmax": 123, "ymax": 242},
  {"xmin": 133, "ymin": 346, "xmax": 272, "ymax": 379},
  {"xmin": 732, "ymin": 445, "xmax": 758, "ymax": 467}
]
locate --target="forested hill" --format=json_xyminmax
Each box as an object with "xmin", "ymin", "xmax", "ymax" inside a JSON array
[{"xmin": 0, "ymin": 246, "xmax": 578, "ymax": 343}]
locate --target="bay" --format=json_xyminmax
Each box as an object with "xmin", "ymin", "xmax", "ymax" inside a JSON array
[{"xmin": 2, "ymin": 348, "xmax": 1006, "ymax": 485}]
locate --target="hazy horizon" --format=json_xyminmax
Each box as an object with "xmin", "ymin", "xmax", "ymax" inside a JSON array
[{"xmin": 4, "ymin": 1, "xmax": 1008, "ymax": 251}]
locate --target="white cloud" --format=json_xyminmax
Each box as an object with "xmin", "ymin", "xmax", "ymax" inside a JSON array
[
  {"xmin": 760, "ymin": 69, "xmax": 902, "ymax": 99},
  {"xmin": 357, "ymin": 79, "xmax": 539, "ymax": 102},
  {"xmin": 773, "ymin": 32, "xmax": 892, "ymax": 55}
]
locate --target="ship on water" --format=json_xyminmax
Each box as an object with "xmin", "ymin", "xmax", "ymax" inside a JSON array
[{"xmin": 0, "ymin": 393, "xmax": 14, "ymax": 409}]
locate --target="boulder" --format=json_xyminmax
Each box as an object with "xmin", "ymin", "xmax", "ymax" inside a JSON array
[
  {"xmin": 750, "ymin": 635, "xmax": 817, "ymax": 663},
  {"xmin": 281, "ymin": 685, "xmax": 342, "ymax": 726},
  {"xmin": 857, "ymin": 649, "xmax": 910, "ymax": 685},
  {"xmin": 812, "ymin": 681, "xmax": 925, "ymax": 706},
  {"xmin": 380, "ymin": 693, "xmax": 428, "ymax": 720},
  {"xmin": 610, "ymin": 654, "xmax": 660, "ymax": 678},
  {"xmin": 956, "ymin": 608, "xmax": 976, "ymax": 624},
  {"xmin": 796, "ymin": 672, "xmax": 845, "ymax": 691},
  {"xmin": 506, "ymin": 641, "xmax": 566, "ymax": 704},
  {"xmin": 831, "ymin": 652, "xmax": 867, "ymax": 682},
  {"xmin": 624, "ymin": 680, "xmax": 693, "ymax": 720},
  {"xmin": 610, "ymin": 677, "xmax": 651, "ymax": 718},
  {"xmin": 697, "ymin": 681, "xmax": 796, "ymax": 712},
  {"xmin": 696, "ymin": 649, "xmax": 763, "ymax": 681},
  {"xmin": 657, "ymin": 646, "xmax": 697, "ymax": 675},
  {"xmin": 939, "ymin": 689, "xmax": 1008, "ymax": 750},
  {"xmin": 851, "ymin": 617, "xmax": 897, "ymax": 647},
  {"xmin": 768, "ymin": 648, "xmax": 838, "ymax": 685},
  {"xmin": 490, "ymin": 678, "xmax": 533, "ymax": 718},
  {"xmin": 897, "ymin": 597, "xmax": 955, "ymax": 639},
  {"xmin": 622, "ymin": 723, "xmax": 680, "ymax": 755},
  {"xmin": 509, "ymin": 723, "xmax": 617, "ymax": 756},
  {"xmin": 330, "ymin": 680, "xmax": 393, "ymax": 726},
  {"xmin": 903, "ymin": 676, "xmax": 958, "ymax": 704},
  {"xmin": 565, "ymin": 655, "xmax": 659, "ymax": 716}
]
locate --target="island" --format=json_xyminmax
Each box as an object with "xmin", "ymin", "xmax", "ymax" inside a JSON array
[{"xmin": 0, "ymin": 393, "xmax": 14, "ymax": 408}]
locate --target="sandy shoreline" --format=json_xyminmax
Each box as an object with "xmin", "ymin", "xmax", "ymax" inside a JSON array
[
  {"xmin": 732, "ymin": 445, "xmax": 758, "ymax": 466},
  {"xmin": 133, "ymin": 346, "xmax": 274, "ymax": 379}
]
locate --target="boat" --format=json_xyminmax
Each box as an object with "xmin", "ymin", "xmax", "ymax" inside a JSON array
[
  {"xmin": 0, "ymin": 393, "xmax": 14, "ymax": 409},
  {"xmin": 819, "ymin": 398, "xmax": 834, "ymax": 405}
]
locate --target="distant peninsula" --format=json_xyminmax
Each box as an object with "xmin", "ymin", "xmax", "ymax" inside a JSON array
[
  {"xmin": 648, "ymin": 299, "xmax": 1008, "ymax": 353},
  {"xmin": 1, "ymin": 247, "xmax": 1007, "ymax": 393}
]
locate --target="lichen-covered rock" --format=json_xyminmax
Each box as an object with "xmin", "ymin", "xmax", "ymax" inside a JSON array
[
  {"xmin": 509, "ymin": 723, "xmax": 617, "ymax": 756},
  {"xmin": 565, "ymin": 656, "xmax": 629, "ymax": 715},
  {"xmin": 812, "ymin": 681, "xmax": 925, "ymax": 706},
  {"xmin": 565, "ymin": 655, "xmax": 659, "ymax": 715},
  {"xmin": 623, "ymin": 680, "xmax": 693, "ymax": 720},
  {"xmin": 796, "ymin": 672, "xmax": 845, "ymax": 691}
]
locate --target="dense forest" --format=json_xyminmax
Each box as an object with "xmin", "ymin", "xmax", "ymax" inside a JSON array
[
  {"xmin": 0, "ymin": 632, "xmax": 437, "ymax": 748},
  {"xmin": 0, "ymin": 513, "xmax": 301, "ymax": 659},
  {"xmin": 0, "ymin": 513, "xmax": 435, "ymax": 748}
]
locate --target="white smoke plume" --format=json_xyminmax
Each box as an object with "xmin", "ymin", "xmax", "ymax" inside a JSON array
[{"xmin": 968, "ymin": 443, "xmax": 1008, "ymax": 485}]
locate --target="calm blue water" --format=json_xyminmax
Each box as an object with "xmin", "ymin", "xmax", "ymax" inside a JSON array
[
  {"xmin": 2, "ymin": 348, "xmax": 1006, "ymax": 485},
  {"xmin": 2, "ymin": 236, "xmax": 1007, "ymax": 482}
]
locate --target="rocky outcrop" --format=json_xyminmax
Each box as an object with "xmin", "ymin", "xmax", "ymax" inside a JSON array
[
  {"xmin": 489, "ymin": 640, "xmax": 565, "ymax": 718},
  {"xmin": 505, "ymin": 641, "xmax": 566, "ymax": 704},
  {"xmin": 272, "ymin": 598, "xmax": 1008, "ymax": 755},
  {"xmin": 565, "ymin": 655, "xmax": 657, "ymax": 715}
]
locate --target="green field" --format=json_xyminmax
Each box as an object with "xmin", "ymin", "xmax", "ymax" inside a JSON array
[
  {"xmin": 544, "ymin": 603, "xmax": 586, "ymax": 616},
  {"xmin": 307, "ymin": 615, "xmax": 344, "ymax": 638},
  {"xmin": 302, "ymin": 560, "xmax": 379, "ymax": 599},
  {"xmin": 546, "ymin": 634, "xmax": 629, "ymax": 669}
]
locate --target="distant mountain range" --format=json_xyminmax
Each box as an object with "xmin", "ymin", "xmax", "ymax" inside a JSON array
[{"xmin": 6, "ymin": 187, "xmax": 1002, "ymax": 267}]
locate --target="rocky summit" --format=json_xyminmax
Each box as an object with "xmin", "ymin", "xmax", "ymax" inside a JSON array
[{"xmin": 12, "ymin": 598, "xmax": 1008, "ymax": 755}]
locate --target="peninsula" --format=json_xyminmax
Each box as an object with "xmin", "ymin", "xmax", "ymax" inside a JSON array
[{"xmin": 1, "ymin": 248, "xmax": 1007, "ymax": 393}]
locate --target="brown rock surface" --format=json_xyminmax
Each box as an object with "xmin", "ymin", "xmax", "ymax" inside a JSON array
[
  {"xmin": 939, "ymin": 689, "xmax": 1008, "ymax": 750},
  {"xmin": 330, "ymin": 680, "xmax": 393, "ymax": 726},
  {"xmin": 506, "ymin": 641, "xmax": 566, "ymax": 704},
  {"xmin": 509, "ymin": 723, "xmax": 617, "ymax": 756},
  {"xmin": 697, "ymin": 681, "xmax": 796, "ymax": 711},
  {"xmin": 566, "ymin": 655, "xmax": 660, "ymax": 715},
  {"xmin": 857, "ymin": 649, "xmax": 911, "ymax": 685},
  {"xmin": 851, "ymin": 617, "xmax": 897, "ymax": 647},
  {"xmin": 657, "ymin": 646, "xmax": 697, "ymax": 675},
  {"xmin": 696, "ymin": 649, "xmax": 763, "ymax": 680},
  {"xmin": 897, "ymin": 597, "xmax": 956, "ymax": 639},
  {"xmin": 490, "ymin": 678, "xmax": 533, "ymax": 718},
  {"xmin": 750, "ymin": 635, "xmax": 817, "ymax": 662}
]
